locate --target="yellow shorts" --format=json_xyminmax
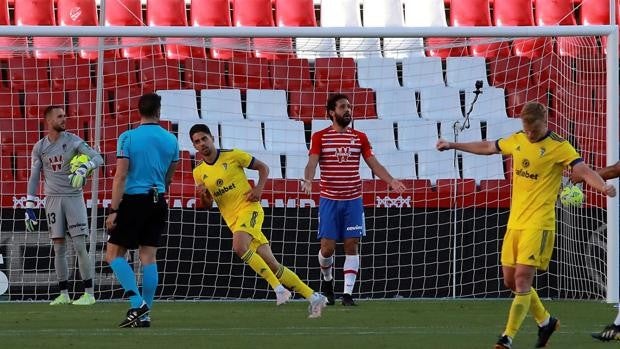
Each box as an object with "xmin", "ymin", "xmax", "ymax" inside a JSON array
[
  {"xmin": 501, "ymin": 229, "xmax": 555, "ymax": 270},
  {"xmin": 229, "ymin": 209, "xmax": 268, "ymax": 251}
]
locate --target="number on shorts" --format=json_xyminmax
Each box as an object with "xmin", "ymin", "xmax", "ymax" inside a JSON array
[
  {"xmin": 47, "ymin": 212, "xmax": 56, "ymax": 224},
  {"xmin": 250, "ymin": 211, "xmax": 258, "ymax": 228}
]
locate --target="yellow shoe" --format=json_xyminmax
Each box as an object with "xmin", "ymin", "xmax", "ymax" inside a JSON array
[
  {"xmin": 72, "ymin": 293, "xmax": 96, "ymax": 305},
  {"xmin": 50, "ymin": 293, "xmax": 71, "ymax": 305}
]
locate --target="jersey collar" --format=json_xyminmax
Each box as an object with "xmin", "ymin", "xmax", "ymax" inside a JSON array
[{"xmin": 205, "ymin": 149, "xmax": 220, "ymax": 165}]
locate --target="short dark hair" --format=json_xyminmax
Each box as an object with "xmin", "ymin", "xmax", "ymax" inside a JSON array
[
  {"xmin": 43, "ymin": 105, "xmax": 63, "ymax": 118},
  {"xmin": 189, "ymin": 124, "xmax": 212, "ymax": 140},
  {"xmin": 326, "ymin": 93, "xmax": 350, "ymax": 112},
  {"xmin": 520, "ymin": 101, "xmax": 547, "ymax": 124},
  {"xmin": 138, "ymin": 93, "xmax": 162, "ymax": 117}
]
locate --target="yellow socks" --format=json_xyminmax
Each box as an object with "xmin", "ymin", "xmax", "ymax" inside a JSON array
[
  {"xmin": 529, "ymin": 287, "xmax": 550, "ymax": 325},
  {"xmin": 275, "ymin": 265, "xmax": 314, "ymax": 299},
  {"xmin": 504, "ymin": 289, "xmax": 532, "ymax": 338},
  {"xmin": 241, "ymin": 250, "xmax": 281, "ymax": 289}
]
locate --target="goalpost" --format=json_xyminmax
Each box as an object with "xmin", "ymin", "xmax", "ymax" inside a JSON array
[{"xmin": 0, "ymin": 24, "xmax": 617, "ymax": 303}]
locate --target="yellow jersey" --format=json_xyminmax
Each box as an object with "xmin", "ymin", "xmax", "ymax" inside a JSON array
[
  {"xmin": 192, "ymin": 149, "xmax": 263, "ymax": 225},
  {"xmin": 497, "ymin": 131, "xmax": 581, "ymax": 230}
]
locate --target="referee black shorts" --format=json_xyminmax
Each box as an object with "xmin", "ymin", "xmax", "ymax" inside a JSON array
[{"xmin": 107, "ymin": 193, "xmax": 168, "ymax": 249}]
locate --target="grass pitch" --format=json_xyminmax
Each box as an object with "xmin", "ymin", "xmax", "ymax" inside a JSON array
[{"xmin": 0, "ymin": 299, "xmax": 616, "ymax": 348}]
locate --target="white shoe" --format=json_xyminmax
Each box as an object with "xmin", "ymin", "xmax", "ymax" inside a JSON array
[
  {"xmin": 275, "ymin": 286, "xmax": 292, "ymax": 305},
  {"xmin": 308, "ymin": 292, "xmax": 328, "ymax": 318}
]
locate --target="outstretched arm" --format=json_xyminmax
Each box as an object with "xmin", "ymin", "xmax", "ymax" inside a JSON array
[
  {"xmin": 436, "ymin": 139, "xmax": 499, "ymax": 155},
  {"xmin": 364, "ymin": 156, "xmax": 406, "ymax": 193},
  {"xmin": 571, "ymin": 162, "xmax": 616, "ymax": 197},
  {"xmin": 596, "ymin": 161, "xmax": 620, "ymax": 181}
]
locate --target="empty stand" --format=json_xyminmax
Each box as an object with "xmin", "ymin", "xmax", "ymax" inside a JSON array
[
  {"xmin": 417, "ymin": 149, "xmax": 459, "ymax": 184},
  {"xmin": 157, "ymin": 90, "xmax": 200, "ymax": 122},
  {"xmin": 184, "ymin": 58, "xmax": 228, "ymax": 90},
  {"xmin": 488, "ymin": 56, "xmax": 532, "ymax": 90},
  {"xmin": 50, "ymin": 58, "xmax": 93, "ymax": 90},
  {"xmin": 233, "ymin": 0, "xmax": 293, "ymax": 59},
  {"xmin": 103, "ymin": 58, "xmax": 139, "ymax": 90},
  {"xmin": 177, "ymin": 119, "xmax": 219, "ymax": 155},
  {"xmin": 264, "ymin": 120, "xmax": 308, "ymax": 154},
  {"xmin": 505, "ymin": 86, "xmax": 547, "ymax": 117},
  {"xmin": 112, "ymin": 86, "xmax": 142, "ymax": 120},
  {"xmin": 200, "ymin": 89, "xmax": 245, "ymax": 121},
  {"xmin": 419, "ymin": 87, "xmax": 463, "ymax": 120},
  {"xmin": 441, "ymin": 120, "xmax": 482, "ymax": 143},
  {"xmin": 288, "ymin": 90, "xmax": 329, "ymax": 122},
  {"xmin": 461, "ymin": 153, "xmax": 505, "ymax": 184},
  {"xmin": 401, "ymin": 57, "xmax": 445, "ymax": 90},
  {"xmin": 397, "ymin": 120, "xmax": 439, "ymax": 151},
  {"xmin": 228, "ymin": 57, "xmax": 272, "ymax": 91},
  {"xmin": 67, "ymin": 89, "xmax": 111, "ymax": 120},
  {"xmin": 271, "ymin": 58, "xmax": 313, "ymax": 91},
  {"xmin": 348, "ymin": 89, "xmax": 378, "ymax": 119},
  {"xmin": 374, "ymin": 89, "xmax": 418, "ymax": 121},
  {"xmin": 0, "ymin": 0, "xmax": 28, "ymax": 58},
  {"xmin": 245, "ymin": 89, "xmax": 289, "ymax": 121},
  {"xmin": 8, "ymin": 58, "xmax": 50, "ymax": 91},
  {"xmin": 445, "ymin": 57, "xmax": 489, "ymax": 89},
  {"xmin": 449, "ymin": 0, "xmax": 510, "ymax": 58},
  {"xmin": 191, "ymin": 0, "xmax": 251, "ymax": 59},
  {"xmin": 353, "ymin": 120, "xmax": 398, "ymax": 153},
  {"xmin": 285, "ymin": 152, "xmax": 320, "ymax": 179},
  {"xmin": 314, "ymin": 58, "xmax": 358, "ymax": 91},
  {"xmin": 140, "ymin": 59, "xmax": 182, "ymax": 92},
  {"xmin": 24, "ymin": 89, "xmax": 64, "ymax": 118},
  {"xmin": 311, "ymin": 119, "xmax": 332, "ymax": 134},
  {"xmin": 245, "ymin": 152, "xmax": 283, "ymax": 180},
  {"xmin": 220, "ymin": 120, "xmax": 265, "ymax": 151},
  {"xmin": 485, "ymin": 118, "xmax": 523, "ymax": 140},
  {"xmin": 493, "ymin": 0, "xmax": 553, "ymax": 57},
  {"xmin": 356, "ymin": 58, "xmax": 401, "ymax": 90},
  {"xmin": 373, "ymin": 151, "xmax": 416, "ymax": 179},
  {"xmin": 0, "ymin": 88, "xmax": 21, "ymax": 118},
  {"xmin": 15, "ymin": 0, "xmax": 74, "ymax": 59},
  {"xmin": 321, "ymin": 0, "xmax": 381, "ymax": 59},
  {"xmin": 464, "ymin": 87, "xmax": 509, "ymax": 120},
  {"xmin": 105, "ymin": 0, "xmax": 163, "ymax": 59},
  {"xmin": 147, "ymin": 0, "xmax": 205, "ymax": 60}
]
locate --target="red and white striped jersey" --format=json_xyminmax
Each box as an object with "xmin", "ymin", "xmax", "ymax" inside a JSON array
[{"xmin": 309, "ymin": 126, "xmax": 374, "ymax": 200}]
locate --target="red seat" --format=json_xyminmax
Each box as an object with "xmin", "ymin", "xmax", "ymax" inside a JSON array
[
  {"xmin": 488, "ymin": 56, "xmax": 532, "ymax": 90},
  {"xmin": 271, "ymin": 58, "xmax": 312, "ymax": 91},
  {"xmin": 50, "ymin": 58, "xmax": 93, "ymax": 90},
  {"xmin": 112, "ymin": 86, "xmax": 142, "ymax": 120},
  {"xmin": 233, "ymin": 0, "xmax": 294, "ymax": 59},
  {"xmin": 530, "ymin": 55, "xmax": 573, "ymax": 90},
  {"xmin": 314, "ymin": 58, "xmax": 357, "ymax": 91},
  {"xmin": 100, "ymin": 118, "xmax": 132, "ymax": 143},
  {"xmin": 575, "ymin": 56, "xmax": 606, "ymax": 85},
  {"xmin": 8, "ymin": 57, "xmax": 50, "ymax": 91},
  {"xmin": 477, "ymin": 179, "xmax": 511, "ymax": 208},
  {"xmin": 24, "ymin": 89, "xmax": 65, "ymax": 118},
  {"xmin": 15, "ymin": 0, "xmax": 74, "ymax": 59},
  {"xmin": 65, "ymin": 116, "xmax": 90, "ymax": 140},
  {"xmin": 0, "ymin": 145, "xmax": 12, "ymax": 182},
  {"xmin": 0, "ymin": 0, "xmax": 28, "ymax": 58},
  {"xmin": 183, "ymin": 58, "xmax": 228, "ymax": 90},
  {"xmin": 550, "ymin": 84, "xmax": 595, "ymax": 130},
  {"xmin": 580, "ymin": 0, "xmax": 620, "ymax": 54},
  {"xmin": 57, "ymin": 0, "xmax": 119, "ymax": 60},
  {"xmin": 190, "ymin": 0, "xmax": 251, "ymax": 59},
  {"xmin": 346, "ymin": 88, "xmax": 377, "ymax": 119},
  {"xmin": 505, "ymin": 86, "xmax": 547, "ymax": 117},
  {"xmin": 449, "ymin": 0, "xmax": 510, "ymax": 58},
  {"xmin": 103, "ymin": 58, "xmax": 138, "ymax": 90},
  {"xmin": 493, "ymin": 0, "xmax": 553, "ymax": 57},
  {"xmin": 574, "ymin": 122, "xmax": 606, "ymax": 168},
  {"xmin": 275, "ymin": 0, "xmax": 316, "ymax": 27},
  {"xmin": 139, "ymin": 59, "xmax": 182, "ymax": 92},
  {"xmin": 0, "ymin": 118, "xmax": 41, "ymax": 145},
  {"xmin": 288, "ymin": 90, "xmax": 329, "ymax": 122},
  {"xmin": 14, "ymin": 144, "xmax": 32, "ymax": 181},
  {"xmin": 67, "ymin": 90, "xmax": 111, "ymax": 120},
  {"xmin": 147, "ymin": 0, "xmax": 206, "ymax": 59},
  {"xmin": 228, "ymin": 57, "xmax": 272, "ymax": 90},
  {"xmin": 425, "ymin": 38, "xmax": 468, "ymax": 58},
  {"xmin": 105, "ymin": 0, "xmax": 163, "ymax": 59},
  {"xmin": 0, "ymin": 88, "xmax": 21, "ymax": 118}
]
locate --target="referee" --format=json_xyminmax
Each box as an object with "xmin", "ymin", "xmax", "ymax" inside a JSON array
[{"xmin": 105, "ymin": 93, "xmax": 179, "ymax": 328}]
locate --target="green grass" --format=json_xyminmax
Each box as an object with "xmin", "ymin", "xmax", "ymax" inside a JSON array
[{"xmin": 0, "ymin": 300, "xmax": 616, "ymax": 348}]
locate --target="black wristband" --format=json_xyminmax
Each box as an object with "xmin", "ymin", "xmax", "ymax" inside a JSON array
[{"xmin": 109, "ymin": 208, "xmax": 119, "ymax": 214}]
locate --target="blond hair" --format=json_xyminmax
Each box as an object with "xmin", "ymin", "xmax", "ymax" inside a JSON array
[{"xmin": 520, "ymin": 102, "xmax": 547, "ymax": 124}]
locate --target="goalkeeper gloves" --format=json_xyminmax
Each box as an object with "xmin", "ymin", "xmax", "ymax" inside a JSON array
[
  {"xmin": 68, "ymin": 162, "xmax": 93, "ymax": 188},
  {"xmin": 24, "ymin": 200, "xmax": 37, "ymax": 232}
]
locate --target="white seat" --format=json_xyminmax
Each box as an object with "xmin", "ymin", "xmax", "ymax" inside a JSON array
[
  {"xmin": 404, "ymin": 0, "xmax": 448, "ymax": 27},
  {"xmin": 446, "ymin": 57, "xmax": 489, "ymax": 89},
  {"xmin": 245, "ymin": 89, "xmax": 289, "ymax": 121},
  {"xmin": 311, "ymin": 119, "xmax": 332, "ymax": 134},
  {"xmin": 321, "ymin": 0, "xmax": 381, "ymax": 59},
  {"xmin": 353, "ymin": 119, "xmax": 398, "ymax": 152},
  {"xmin": 417, "ymin": 149, "xmax": 459, "ymax": 184},
  {"xmin": 402, "ymin": 57, "xmax": 445, "ymax": 90},
  {"xmin": 295, "ymin": 38, "xmax": 338, "ymax": 60},
  {"xmin": 486, "ymin": 117, "xmax": 522, "ymax": 140},
  {"xmin": 157, "ymin": 89, "xmax": 199, "ymax": 122},
  {"xmin": 285, "ymin": 152, "xmax": 320, "ymax": 179},
  {"xmin": 374, "ymin": 151, "xmax": 416, "ymax": 179},
  {"xmin": 177, "ymin": 120, "xmax": 219, "ymax": 155},
  {"xmin": 363, "ymin": 0, "xmax": 425, "ymax": 59},
  {"xmin": 356, "ymin": 57, "xmax": 401, "ymax": 90},
  {"xmin": 375, "ymin": 89, "xmax": 419, "ymax": 121},
  {"xmin": 464, "ymin": 87, "xmax": 509, "ymax": 120},
  {"xmin": 397, "ymin": 119, "xmax": 439, "ymax": 151},
  {"xmin": 220, "ymin": 120, "xmax": 264, "ymax": 151},
  {"xmin": 359, "ymin": 156, "xmax": 374, "ymax": 179},
  {"xmin": 200, "ymin": 89, "xmax": 244, "ymax": 121},
  {"xmin": 439, "ymin": 120, "xmax": 482, "ymax": 143},
  {"xmin": 264, "ymin": 120, "xmax": 308, "ymax": 154},
  {"xmin": 245, "ymin": 151, "xmax": 283, "ymax": 180},
  {"xmin": 419, "ymin": 87, "xmax": 463, "ymax": 120},
  {"xmin": 461, "ymin": 152, "xmax": 505, "ymax": 184}
]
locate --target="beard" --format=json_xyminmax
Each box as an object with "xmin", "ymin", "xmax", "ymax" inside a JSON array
[
  {"xmin": 334, "ymin": 112, "xmax": 352, "ymax": 128},
  {"xmin": 53, "ymin": 124, "xmax": 65, "ymax": 132}
]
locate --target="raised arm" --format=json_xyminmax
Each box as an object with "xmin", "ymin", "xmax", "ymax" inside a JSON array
[{"xmin": 436, "ymin": 139, "xmax": 499, "ymax": 155}]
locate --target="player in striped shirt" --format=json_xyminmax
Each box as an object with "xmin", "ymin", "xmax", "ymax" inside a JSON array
[{"xmin": 302, "ymin": 93, "xmax": 406, "ymax": 306}]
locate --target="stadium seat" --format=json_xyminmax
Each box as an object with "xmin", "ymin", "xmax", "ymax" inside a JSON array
[
  {"xmin": 228, "ymin": 57, "xmax": 272, "ymax": 91},
  {"xmin": 147, "ymin": 0, "xmax": 206, "ymax": 60},
  {"xmin": 0, "ymin": 88, "xmax": 21, "ymax": 118},
  {"xmin": 352, "ymin": 120, "xmax": 398, "ymax": 152},
  {"xmin": 485, "ymin": 118, "xmax": 523, "ymax": 140},
  {"xmin": 530, "ymin": 55, "xmax": 573, "ymax": 90},
  {"xmin": 183, "ymin": 58, "xmax": 228, "ymax": 90},
  {"xmin": 321, "ymin": 0, "xmax": 381, "ymax": 59},
  {"xmin": 505, "ymin": 86, "xmax": 547, "ymax": 117},
  {"xmin": 0, "ymin": 118, "xmax": 41, "ymax": 145},
  {"xmin": 200, "ymin": 89, "xmax": 244, "ymax": 121},
  {"xmin": 274, "ymin": 0, "xmax": 337, "ymax": 59},
  {"xmin": 580, "ymin": 0, "xmax": 620, "ymax": 54},
  {"xmin": 271, "ymin": 58, "xmax": 313, "ymax": 91},
  {"xmin": 177, "ymin": 119, "xmax": 219, "ymax": 155},
  {"xmin": 8, "ymin": 57, "xmax": 50, "ymax": 91},
  {"xmin": 435, "ymin": 178, "xmax": 476, "ymax": 196},
  {"xmin": 288, "ymin": 90, "xmax": 329, "ymax": 122},
  {"xmin": 363, "ymin": 0, "xmax": 424, "ymax": 59},
  {"xmin": 24, "ymin": 88, "xmax": 64, "ymax": 118},
  {"xmin": 190, "ymin": 0, "xmax": 251, "ymax": 59},
  {"xmin": 419, "ymin": 87, "xmax": 463, "ymax": 120},
  {"xmin": 233, "ymin": 0, "xmax": 293, "ymax": 59},
  {"xmin": 372, "ymin": 151, "xmax": 416, "ymax": 179},
  {"xmin": 401, "ymin": 57, "xmax": 445, "ymax": 90},
  {"xmin": 244, "ymin": 151, "xmax": 283, "ymax": 180},
  {"xmin": 442, "ymin": 119, "xmax": 482, "ymax": 143},
  {"xmin": 493, "ymin": 0, "xmax": 553, "ymax": 57},
  {"xmin": 374, "ymin": 89, "xmax": 419, "ymax": 121},
  {"xmin": 311, "ymin": 119, "xmax": 332, "ymax": 134},
  {"xmin": 139, "ymin": 59, "xmax": 182, "ymax": 92},
  {"xmin": 157, "ymin": 90, "xmax": 200, "ymax": 122},
  {"xmin": 57, "ymin": 0, "xmax": 119, "ymax": 60},
  {"xmin": 464, "ymin": 87, "xmax": 509, "ymax": 120},
  {"xmin": 263, "ymin": 119, "xmax": 308, "ymax": 154},
  {"xmin": 417, "ymin": 149, "xmax": 459, "ymax": 184},
  {"xmin": 0, "ymin": 0, "xmax": 28, "ymax": 58},
  {"xmin": 245, "ymin": 89, "xmax": 289, "ymax": 121},
  {"xmin": 397, "ymin": 119, "xmax": 439, "ymax": 151},
  {"xmin": 67, "ymin": 89, "xmax": 111, "ymax": 120},
  {"xmin": 461, "ymin": 153, "xmax": 505, "ymax": 184},
  {"xmin": 112, "ymin": 86, "xmax": 142, "ymax": 120},
  {"xmin": 347, "ymin": 89, "xmax": 378, "ymax": 119},
  {"xmin": 14, "ymin": 144, "xmax": 32, "ymax": 181},
  {"xmin": 449, "ymin": 0, "xmax": 510, "ymax": 58},
  {"xmin": 314, "ymin": 58, "xmax": 358, "ymax": 91},
  {"xmin": 575, "ymin": 56, "xmax": 606, "ymax": 85},
  {"xmin": 356, "ymin": 58, "xmax": 401, "ymax": 91},
  {"xmin": 220, "ymin": 120, "xmax": 265, "ymax": 151},
  {"xmin": 105, "ymin": 0, "xmax": 163, "ymax": 59},
  {"xmin": 50, "ymin": 58, "xmax": 92, "ymax": 91},
  {"xmin": 488, "ymin": 56, "xmax": 532, "ymax": 90},
  {"xmin": 14, "ymin": 0, "xmax": 74, "ymax": 59},
  {"xmin": 284, "ymin": 152, "xmax": 320, "ymax": 179},
  {"xmin": 404, "ymin": 0, "xmax": 467, "ymax": 58},
  {"xmin": 103, "ymin": 58, "xmax": 139, "ymax": 90},
  {"xmin": 551, "ymin": 84, "xmax": 597, "ymax": 124},
  {"xmin": 445, "ymin": 57, "xmax": 489, "ymax": 89}
]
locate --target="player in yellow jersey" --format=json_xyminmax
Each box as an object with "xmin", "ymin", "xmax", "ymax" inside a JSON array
[
  {"xmin": 189, "ymin": 124, "xmax": 327, "ymax": 318},
  {"xmin": 436, "ymin": 102, "xmax": 616, "ymax": 349}
]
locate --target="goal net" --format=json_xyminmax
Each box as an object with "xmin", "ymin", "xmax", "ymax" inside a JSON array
[{"xmin": 0, "ymin": 27, "xmax": 617, "ymax": 303}]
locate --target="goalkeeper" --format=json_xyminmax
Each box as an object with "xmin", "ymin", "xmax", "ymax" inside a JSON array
[
  {"xmin": 189, "ymin": 123, "xmax": 328, "ymax": 318},
  {"xmin": 436, "ymin": 102, "xmax": 615, "ymax": 349},
  {"xmin": 25, "ymin": 106, "xmax": 103, "ymax": 306}
]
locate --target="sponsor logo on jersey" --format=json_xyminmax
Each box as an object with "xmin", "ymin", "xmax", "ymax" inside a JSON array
[
  {"xmin": 515, "ymin": 168, "xmax": 539, "ymax": 180},
  {"xmin": 213, "ymin": 183, "xmax": 236, "ymax": 197},
  {"xmin": 335, "ymin": 146, "xmax": 351, "ymax": 163},
  {"xmin": 48, "ymin": 155, "xmax": 64, "ymax": 172}
]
